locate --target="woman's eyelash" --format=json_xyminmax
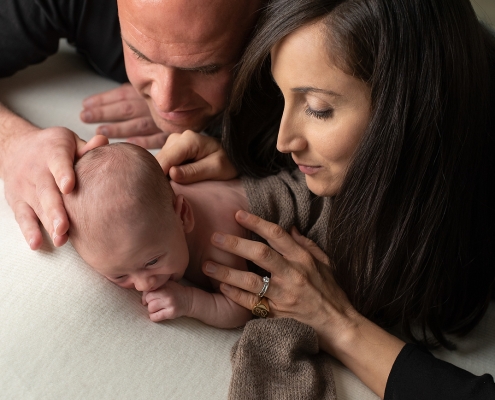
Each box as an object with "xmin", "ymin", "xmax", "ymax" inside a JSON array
[{"xmin": 305, "ymin": 107, "xmax": 333, "ymax": 120}]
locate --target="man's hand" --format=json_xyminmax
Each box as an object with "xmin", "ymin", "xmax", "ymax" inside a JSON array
[
  {"xmin": 1, "ymin": 121, "xmax": 107, "ymax": 249},
  {"xmin": 156, "ymin": 130, "xmax": 238, "ymax": 184},
  {"xmin": 80, "ymin": 83, "xmax": 169, "ymax": 149}
]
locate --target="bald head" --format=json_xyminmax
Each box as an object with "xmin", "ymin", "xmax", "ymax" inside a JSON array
[{"xmin": 117, "ymin": 0, "xmax": 264, "ymax": 134}]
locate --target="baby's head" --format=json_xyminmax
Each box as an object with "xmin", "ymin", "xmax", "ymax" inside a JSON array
[{"xmin": 64, "ymin": 143, "xmax": 193, "ymax": 292}]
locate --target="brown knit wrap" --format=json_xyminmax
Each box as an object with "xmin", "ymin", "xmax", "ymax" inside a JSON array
[
  {"xmin": 229, "ymin": 318, "xmax": 337, "ymax": 400},
  {"xmin": 242, "ymin": 170, "xmax": 332, "ymax": 251}
]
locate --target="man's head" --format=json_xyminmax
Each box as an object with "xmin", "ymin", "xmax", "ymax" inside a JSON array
[
  {"xmin": 117, "ymin": 0, "xmax": 263, "ymax": 134},
  {"xmin": 64, "ymin": 143, "xmax": 194, "ymax": 292}
]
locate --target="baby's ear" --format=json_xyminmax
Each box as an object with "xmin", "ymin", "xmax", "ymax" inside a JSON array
[{"xmin": 174, "ymin": 195, "xmax": 195, "ymax": 233}]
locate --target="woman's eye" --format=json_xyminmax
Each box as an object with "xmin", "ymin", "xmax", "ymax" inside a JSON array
[
  {"xmin": 146, "ymin": 259, "xmax": 158, "ymax": 267},
  {"xmin": 304, "ymin": 107, "xmax": 333, "ymax": 120}
]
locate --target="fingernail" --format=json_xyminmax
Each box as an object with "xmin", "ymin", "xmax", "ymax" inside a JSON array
[
  {"xmin": 173, "ymin": 167, "xmax": 185, "ymax": 180},
  {"xmin": 60, "ymin": 177, "xmax": 69, "ymax": 191},
  {"xmin": 29, "ymin": 238, "xmax": 35, "ymax": 249},
  {"xmin": 99, "ymin": 127, "xmax": 109, "ymax": 136},
  {"xmin": 83, "ymin": 98, "xmax": 94, "ymax": 107},
  {"xmin": 237, "ymin": 210, "xmax": 249, "ymax": 220},
  {"xmin": 205, "ymin": 263, "xmax": 217, "ymax": 273},
  {"xmin": 82, "ymin": 111, "xmax": 93, "ymax": 121},
  {"xmin": 53, "ymin": 219, "xmax": 61, "ymax": 235},
  {"xmin": 221, "ymin": 284, "xmax": 232, "ymax": 292},
  {"xmin": 212, "ymin": 233, "xmax": 225, "ymax": 244}
]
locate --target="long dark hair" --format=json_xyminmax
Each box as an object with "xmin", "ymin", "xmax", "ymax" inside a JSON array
[{"xmin": 224, "ymin": 0, "xmax": 495, "ymax": 348}]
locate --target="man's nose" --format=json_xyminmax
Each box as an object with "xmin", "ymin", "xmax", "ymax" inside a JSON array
[{"xmin": 150, "ymin": 68, "xmax": 188, "ymax": 112}]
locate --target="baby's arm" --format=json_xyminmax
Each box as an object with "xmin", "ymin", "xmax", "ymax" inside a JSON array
[{"xmin": 143, "ymin": 281, "xmax": 252, "ymax": 328}]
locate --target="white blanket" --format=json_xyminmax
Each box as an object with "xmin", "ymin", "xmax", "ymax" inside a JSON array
[{"xmin": 0, "ymin": 41, "xmax": 493, "ymax": 400}]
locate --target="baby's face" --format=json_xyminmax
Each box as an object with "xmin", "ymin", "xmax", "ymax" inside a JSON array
[{"xmin": 78, "ymin": 216, "xmax": 189, "ymax": 292}]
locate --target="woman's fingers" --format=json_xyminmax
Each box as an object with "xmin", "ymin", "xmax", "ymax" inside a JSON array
[
  {"xmin": 219, "ymin": 283, "xmax": 260, "ymax": 311},
  {"xmin": 290, "ymin": 226, "xmax": 330, "ymax": 265},
  {"xmin": 234, "ymin": 211, "xmax": 308, "ymax": 260},
  {"xmin": 204, "ymin": 262, "xmax": 272, "ymax": 296}
]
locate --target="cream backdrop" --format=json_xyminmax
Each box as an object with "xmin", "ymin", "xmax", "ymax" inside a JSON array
[{"xmin": 0, "ymin": 40, "xmax": 493, "ymax": 399}]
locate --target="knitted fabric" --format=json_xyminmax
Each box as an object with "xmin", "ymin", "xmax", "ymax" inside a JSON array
[
  {"xmin": 229, "ymin": 318, "xmax": 337, "ymax": 400},
  {"xmin": 242, "ymin": 169, "xmax": 332, "ymax": 251}
]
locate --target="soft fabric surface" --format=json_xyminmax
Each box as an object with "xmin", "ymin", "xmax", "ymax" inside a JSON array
[
  {"xmin": 0, "ymin": 40, "xmax": 493, "ymax": 400},
  {"xmin": 230, "ymin": 318, "xmax": 336, "ymax": 400}
]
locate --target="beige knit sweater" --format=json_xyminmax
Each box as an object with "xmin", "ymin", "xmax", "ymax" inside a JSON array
[{"xmin": 229, "ymin": 171, "xmax": 336, "ymax": 399}]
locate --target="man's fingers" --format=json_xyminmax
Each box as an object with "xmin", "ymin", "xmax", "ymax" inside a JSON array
[
  {"xmin": 80, "ymin": 99, "xmax": 149, "ymax": 123},
  {"xmin": 76, "ymin": 134, "xmax": 109, "ymax": 158},
  {"xmin": 35, "ymin": 178, "xmax": 69, "ymax": 242},
  {"xmin": 95, "ymin": 117, "xmax": 161, "ymax": 139},
  {"xmin": 82, "ymin": 83, "xmax": 136, "ymax": 108},
  {"xmin": 43, "ymin": 130, "xmax": 82, "ymax": 195},
  {"xmin": 13, "ymin": 201, "xmax": 43, "ymax": 250},
  {"xmin": 155, "ymin": 132, "xmax": 199, "ymax": 174},
  {"xmin": 127, "ymin": 131, "xmax": 170, "ymax": 149}
]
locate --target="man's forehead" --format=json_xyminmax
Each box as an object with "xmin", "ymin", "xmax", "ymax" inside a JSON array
[{"xmin": 117, "ymin": 0, "xmax": 256, "ymax": 46}]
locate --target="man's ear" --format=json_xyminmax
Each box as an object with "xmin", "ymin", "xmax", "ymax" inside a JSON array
[{"xmin": 173, "ymin": 194, "xmax": 195, "ymax": 233}]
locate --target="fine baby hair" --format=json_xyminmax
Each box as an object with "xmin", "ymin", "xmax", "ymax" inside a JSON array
[{"xmin": 64, "ymin": 142, "xmax": 175, "ymax": 252}]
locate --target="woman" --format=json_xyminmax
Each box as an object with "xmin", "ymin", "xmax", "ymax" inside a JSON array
[{"xmin": 157, "ymin": 0, "xmax": 495, "ymax": 398}]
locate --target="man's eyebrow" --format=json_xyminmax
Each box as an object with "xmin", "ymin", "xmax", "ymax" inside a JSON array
[
  {"xmin": 123, "ymin": 38, "xmax": 221, "ymax": 72},
  {"xmin": 292, "ymin": 87, "xmax": 342, "ymax": 97},
  {"xmin": 123, "ymin": 39, "xmax": 153, "ymax": 62}
]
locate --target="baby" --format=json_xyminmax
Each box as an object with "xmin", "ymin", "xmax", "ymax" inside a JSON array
[{"xmin": 63, "ymin": 142, "xmax": 252, "ymax": 328}]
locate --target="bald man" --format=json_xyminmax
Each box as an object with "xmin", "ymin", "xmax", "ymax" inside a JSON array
[{"xmin": 0, "ymin": 0, "xmax": 262, "ymax": 250}]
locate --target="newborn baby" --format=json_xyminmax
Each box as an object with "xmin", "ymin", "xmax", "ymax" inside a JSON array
[{"xmin": 63, "ymin": 142, "xmax": 251, "ymax": 328}]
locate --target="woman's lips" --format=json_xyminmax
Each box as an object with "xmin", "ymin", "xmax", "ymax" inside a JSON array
[{"xmin": 297, "ymin": 164, "xmax": 322, "ymax": 175}]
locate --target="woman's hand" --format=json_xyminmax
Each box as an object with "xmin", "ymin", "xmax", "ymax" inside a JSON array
[
  {"xmin": 202, "ymin": 210, "xmax": 405, "ymax": 398},
  {"xmin": 155, "ymin": 130, "xmax": 238, "ymax": 184},
  {"xmin": 202, "ymin": 210, "xmax": 355, "ymax": 353}
]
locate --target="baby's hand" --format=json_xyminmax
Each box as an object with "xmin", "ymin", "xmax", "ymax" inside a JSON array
[{"xmin": 142, "ymin": 281, "xmax": 192, "ymax": 322}]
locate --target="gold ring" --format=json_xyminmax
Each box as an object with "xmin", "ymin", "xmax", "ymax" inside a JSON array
[{"xmin": 252, "ymin": 297, "xmax": 270, "ymax": 318}]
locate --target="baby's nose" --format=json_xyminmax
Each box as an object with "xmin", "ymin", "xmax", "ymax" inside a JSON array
[{"xmin": 135, "ymin": 276, "xmax": 156, "ymax": 292}]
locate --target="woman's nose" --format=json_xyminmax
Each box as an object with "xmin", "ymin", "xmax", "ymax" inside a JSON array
[{"xmin": 276, "ymin": 109, "xmax": 307, "ymax": 153}]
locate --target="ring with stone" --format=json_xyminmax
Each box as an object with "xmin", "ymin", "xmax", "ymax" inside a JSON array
[
  {"xmin": 258, "ymin": 276, "xmax": 270, "ymax": 298},
  {"xmin": 252, "ymin": 297, "xmax": 270, "ymax": 318}
]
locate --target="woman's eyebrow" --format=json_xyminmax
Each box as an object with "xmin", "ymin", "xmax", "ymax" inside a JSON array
[{"xmin": 292, "ymin": 87, "xmax": 342, "ymax": 98}]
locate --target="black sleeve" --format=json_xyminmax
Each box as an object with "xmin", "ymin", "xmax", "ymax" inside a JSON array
[
  {"xmin": 384, "ymin": 343, "xmax": 495, "ymax": 400},
  {"xmin": 0, "ymin": 0, "xmax": 126, "ymax": 82}
]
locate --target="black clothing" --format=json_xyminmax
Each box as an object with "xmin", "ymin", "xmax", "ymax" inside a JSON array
[
  {"xmin": 385, "ymin": 343, "xmax": 495, "ymax": 400},
  {"xmin": 0, "ymin": 0, "xmax": 126, "ymax": 82}
]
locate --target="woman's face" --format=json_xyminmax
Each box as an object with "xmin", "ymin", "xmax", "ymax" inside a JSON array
[{"xmin": 271, "ymin": 21, "xmax": 371, "ymax": 196}]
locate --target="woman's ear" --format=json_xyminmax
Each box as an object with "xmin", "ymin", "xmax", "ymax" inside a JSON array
[{"xmin": 174, "ymin": 194, "xmax": 195, "ymax": 233}]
